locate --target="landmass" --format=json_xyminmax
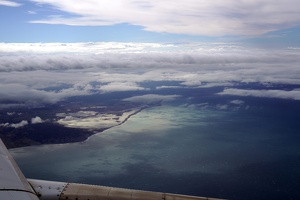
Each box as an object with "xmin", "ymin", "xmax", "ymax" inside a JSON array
[{"xmin": 0, "ymin": 100, "xmax": 158, "ymax": 149}]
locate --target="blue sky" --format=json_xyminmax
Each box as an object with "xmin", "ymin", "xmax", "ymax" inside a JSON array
[{"xmin": 1, "ymin": 0, "xmax": 300, "ymax": 47}]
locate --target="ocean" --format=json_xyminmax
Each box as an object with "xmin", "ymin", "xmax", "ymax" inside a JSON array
[{"xmin": 10, "ymin": 102, "xmax": 300, "ymax": 200}]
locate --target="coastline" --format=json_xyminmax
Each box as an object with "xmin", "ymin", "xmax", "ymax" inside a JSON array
[
  {"xmin": 84, "ymin": 106, "xmax": 148, "ymax": 142},
  {"xmin": 5, "ymin": 106, "xmax": 147, "ymax": 149},
  {"xmin": 113, "ymin": 106, "xmax": 146, "ymax": 127}
]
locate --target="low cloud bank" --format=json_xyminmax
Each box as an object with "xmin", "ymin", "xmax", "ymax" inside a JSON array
[
  {"xmin": 1, "ymin": 43, "xmax": 300, "ymax": 108},
  {"xmin": 219, "ymin": 88, "xmax": 300, "ymax": 100},
  {"xmin": 0, "ymin": 83, "xmax": 91, "ymax": 108}
]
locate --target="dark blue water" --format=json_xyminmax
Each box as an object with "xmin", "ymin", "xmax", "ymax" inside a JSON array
[{"xmin": 10, "ymin": 99, "xmax": 300, "ymax": 200}]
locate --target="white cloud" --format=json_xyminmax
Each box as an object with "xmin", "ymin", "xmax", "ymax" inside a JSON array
[
  {"xmin": 216, "ymin": 104, "xmax": 228, "ymax": 110},
  {"xmin": 219, "ymin": 88, "xmax": 300, "ymax": 100},
  {"xmin": 0, "ymin": 42, "xmax": 171, "ymax": 54},
  {"xmin": 31, "ymin": 116, "xmax": 44, "ymax": 124},
  {"xmin": 156, "ymin": 86, "xmax": 183, "ymax": 89},
  {"xmin": 230, "ymin": 100, "xmax": 244, "ymax": 105},
  {"xmin": 123, "ymin": 94, "xmax": 180, "ymax": 103},
  {"xmin": 13, "ymin": 120, "xmax": 29, "ymax": 128},
  {"xmin": 0, "ymin": 83, "xmax": 92, "ymax": 108},
  {"xmin": 7, "ymin": 112, "xmax": 15, "ymax": 116},
  {"xmin": 197, "ymin": 82, "xmax": 235, "ymax": 88},
  {"xmin": 0, "ymin": 123, "xmax": 9, "ymax": 127},
  {"xmin": 28, "ymin": 10, "xmax": 37, "ymax": 14},
  {"xmin": 30, "ymin": 0, "xmax": 300, "ymax": 36},
  {"xmin": 0, "ymin": 84, "xmax": 60, "ymax": 105},
  {"xmin": 99, "ymin": 82, "xmax": 145, "ymax": 92},
  {"xmin": 0, "ymin": 0, "xmax": 21, "ymax": 7},
  {"xmin": 0, "ymin": 120, "xmax": 29, "ymax": 128},
  {"xmin": 1, "ymin": 43, "xmax": 300, "ymax": 108}
]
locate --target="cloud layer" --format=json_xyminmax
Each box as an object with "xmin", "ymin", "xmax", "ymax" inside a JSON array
[
  {"xmin": 219, "ymin": 88, "xmax": 300, "ymax": 100},
  {"xmin": 29, "ymin": 0, "xmax": 300, "ymax": 36},
  {"xmin": 1, "ymin": 42, "xmax": 300, "ymax": 108}
]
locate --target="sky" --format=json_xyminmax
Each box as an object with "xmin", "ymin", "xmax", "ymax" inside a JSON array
[{"xmin": 0, "ymin": 0, "xmax": 300, "ymax": 47}]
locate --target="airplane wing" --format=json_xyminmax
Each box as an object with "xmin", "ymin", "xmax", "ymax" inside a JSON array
[
  {"xmin": 0, "ymin": 139, "xmax": 39, "ymax": 200},
  {"xmin": 0, "ymin": 139, "xmax": 224, "ymax": 200}
]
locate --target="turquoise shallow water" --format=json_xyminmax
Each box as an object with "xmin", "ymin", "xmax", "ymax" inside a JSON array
[{"xmin": 10, "ymin": 104, "xmax": 300, "ymax": 200}]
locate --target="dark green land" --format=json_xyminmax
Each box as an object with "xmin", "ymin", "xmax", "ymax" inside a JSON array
[{"xmin": 0, "ymin": 122, "xmax": 103, "ymax": 149}]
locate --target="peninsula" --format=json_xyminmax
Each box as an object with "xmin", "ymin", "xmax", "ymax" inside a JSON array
[{"xmin": 0, "ymin": 103, "xmax": 150, "ymax": 149}]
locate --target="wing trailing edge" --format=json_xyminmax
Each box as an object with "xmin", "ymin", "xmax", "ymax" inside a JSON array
[{"xmin": 28, "ymin": 179, "xmax": 224, "ymax": 200}]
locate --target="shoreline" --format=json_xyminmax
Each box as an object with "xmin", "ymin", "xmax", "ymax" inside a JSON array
[
  {"xmin": 84, "ymin": 106, "xmax": 147, "ymax": 142},
  {"xmin": 7, "ymin": 106, "xmax": 148, "ymax": 149}
]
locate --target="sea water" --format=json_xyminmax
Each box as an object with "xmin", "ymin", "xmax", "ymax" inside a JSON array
[{"xmin": 10, "ymin": 104, "xmax": 300, "ymax": 200}]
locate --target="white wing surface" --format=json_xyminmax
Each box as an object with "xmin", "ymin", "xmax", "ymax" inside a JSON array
[{"xmin": 0, "ymin": 139, "xmax": 39, "ymax": 200}]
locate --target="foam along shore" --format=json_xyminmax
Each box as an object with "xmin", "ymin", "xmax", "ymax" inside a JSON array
[{"xmin": 56, "ymin": 108, "xmax": 144, "ymax": 130}]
